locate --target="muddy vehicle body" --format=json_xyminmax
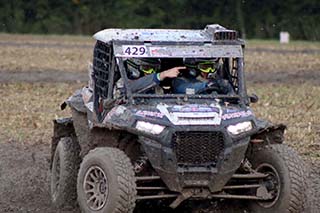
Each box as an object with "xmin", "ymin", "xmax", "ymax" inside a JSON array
[{"xmin": 50, "ymin": 24, "xmax": 308, "ymax": 212}]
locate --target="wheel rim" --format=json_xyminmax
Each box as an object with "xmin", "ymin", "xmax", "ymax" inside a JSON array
[
  {"xmin": 255, "ymin": 163, "xmax": 281, "ymax": 208},
  {"xmin": 83, "ymin": 166, "xmax": 109, "ymax": 211},
  {"xmin": 51, "ymin": 153, "xmax": 61, "ymax": 200}
]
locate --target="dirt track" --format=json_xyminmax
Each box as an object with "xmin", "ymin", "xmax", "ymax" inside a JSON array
[
  {"xmin": 0, "ymin": 40, "xmax": 319, "ymax": 212},
  {"xmin": 0, "ymin": 142, "xmax": 53, "ymax": 212}
]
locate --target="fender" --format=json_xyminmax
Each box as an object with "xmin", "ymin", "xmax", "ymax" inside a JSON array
[
  {"xmin": 251, "ymin": 119, "xmax": 286, "ymax": 144},
  {"xmin": 60, "ymin": 89, "xmax": 87, "ymax": 113}
]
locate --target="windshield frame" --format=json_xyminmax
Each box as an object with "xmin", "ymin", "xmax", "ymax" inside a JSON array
[{"xmin": 116, "ymin": 55, "xmax": 247, "ymax": 105}]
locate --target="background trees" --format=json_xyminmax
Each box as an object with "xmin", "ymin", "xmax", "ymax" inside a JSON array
[{"xmin": 0, "ymin": 0, "xmax": 319, "ymax": 40}]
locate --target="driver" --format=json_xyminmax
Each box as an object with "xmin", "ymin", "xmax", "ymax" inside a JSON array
[{"xmin": 172, "ymin": 58, "xmax": 234, "ymax": 95}]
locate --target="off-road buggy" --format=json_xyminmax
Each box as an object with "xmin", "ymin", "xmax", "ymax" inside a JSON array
[{"xmin": 50, "ymin": 24, "xmax": 309, "ymax": 212}]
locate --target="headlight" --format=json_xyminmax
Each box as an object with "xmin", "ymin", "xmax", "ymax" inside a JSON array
[
  {"xmin": 136, "ymin": 121, "xmax": 165, "ymax": 135},
  {"xmin": 227, "ymin": 121, "xmax": 253, "ymax": 135}
]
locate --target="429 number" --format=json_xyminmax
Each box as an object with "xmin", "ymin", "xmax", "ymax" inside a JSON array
[{"xmin": 123, "ymin": 45, "xmax": 147, "ymax": 56}]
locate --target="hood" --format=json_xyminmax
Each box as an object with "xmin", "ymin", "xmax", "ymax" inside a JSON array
[
  {"xmin": 132, "ymin": 103, "xmax": 253, "ymax": 126},
  {"xmin": 157, "ymin": 103, "xmax": 222, "ymax": 125}
]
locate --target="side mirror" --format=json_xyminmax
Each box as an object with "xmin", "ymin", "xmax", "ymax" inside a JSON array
[{"xmin": 249, "ymin": 93, "xmax": 259, "ymax": 103}]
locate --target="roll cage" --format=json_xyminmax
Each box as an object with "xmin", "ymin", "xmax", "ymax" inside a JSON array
[{"xmin": 92, "ymin": 25, "xmax": 248, "ymax": 120}]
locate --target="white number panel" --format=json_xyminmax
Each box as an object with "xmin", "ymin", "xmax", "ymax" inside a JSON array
[{"xmin": 122, "ymin": 45, "xmax": 148, "ymax": 56}]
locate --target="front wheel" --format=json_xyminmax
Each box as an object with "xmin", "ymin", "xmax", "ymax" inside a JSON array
[
  {"xmin": 77, "ymin": 147, "xmax": 137, "ymax": 213},
  {"xmin": 248, "ymin": 144, "xmax": 308, "ymax": 213}
]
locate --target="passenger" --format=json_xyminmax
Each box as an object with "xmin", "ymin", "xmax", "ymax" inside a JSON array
[{"xmin": 172, "ymin": 58, "xmax": 234, "ymax": 95}]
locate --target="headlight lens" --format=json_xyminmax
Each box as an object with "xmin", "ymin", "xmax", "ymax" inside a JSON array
[
  {"xmin": 227, "ymin": 121, "xmax": 253, "ymax": 135},
  {"xmin": 136, "ymin": 121, "xmax": 165, "ymax": 135}
]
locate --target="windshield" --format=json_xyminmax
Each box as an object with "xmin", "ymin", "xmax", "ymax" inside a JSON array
[{"xmin": 117, "ymin": 57, "xmax": 241, "ymax": 98}]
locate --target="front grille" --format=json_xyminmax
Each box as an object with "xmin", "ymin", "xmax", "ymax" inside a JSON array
[{"xmin": 173, "ymin": 131, "xmax": 224, "ymax": 165}]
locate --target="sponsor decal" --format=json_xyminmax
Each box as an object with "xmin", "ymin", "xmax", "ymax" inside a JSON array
[
  {"xmin": 225, "ymin": 108, "xmax": 239, "ymax": 113},
  {"xmin": 149, "ymin": 47, "xmax": 168, "ymax": 56},
  {"xmin": 136, "ymin": 110, "xmax": 164, "ymax": 118},
  {"xmin": 170, "ymin": 104, "xmax": 220, "ymax": 113},
  {"xmin": 222, "ymin": 110, "xmax": 253, "ymax": 120},
  {"xmin": 157, "ymin": 104, "xmax": 222, "ymax": 125}
]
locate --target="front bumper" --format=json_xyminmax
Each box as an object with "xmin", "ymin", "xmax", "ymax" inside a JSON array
[{"xmin": 140, "ymin": 128, "xmax": 250, "ymax": 193}]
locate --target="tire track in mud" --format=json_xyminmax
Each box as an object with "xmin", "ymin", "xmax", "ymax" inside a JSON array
[{"xmin": 0, "ymin": 70, "xmax": 87, "ymax": 83}]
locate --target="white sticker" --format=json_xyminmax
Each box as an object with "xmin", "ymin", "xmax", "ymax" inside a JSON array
[
  {"xmin": 122, "ymin": 45, "xmax": 148, "ymax": 56},
  {"xmin": 186, "ymin": 88, "xmax": 195, "ymax": 95}
]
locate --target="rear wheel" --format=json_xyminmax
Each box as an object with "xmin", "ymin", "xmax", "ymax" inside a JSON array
[
  {"xmin": 77, "ymin": 147, "xmax": 137, "ymax": 213},
  {"xmin": 249, "ymin": 144, "xmax": 307, "ymax": 212},
  {"xmin": 51, "ymin": 137, "xmax": 80, "ymax": 209}
]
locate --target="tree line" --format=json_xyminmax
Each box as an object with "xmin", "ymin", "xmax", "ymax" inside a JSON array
[{"xmin": 0, "ymin": 0, "xmax": 319, "ymax": 40}]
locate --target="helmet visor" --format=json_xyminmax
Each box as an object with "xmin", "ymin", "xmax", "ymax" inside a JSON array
[
  {"xmin": 140, "ymin": 64, "xmax": 156, "ymax": 74},
  {"xmin": 197, "ymin": 62, "xmax": 216, "ymax": 73}
]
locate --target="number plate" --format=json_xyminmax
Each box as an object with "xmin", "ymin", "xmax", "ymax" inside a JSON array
[{"xmin": 122, "ymin": 45, "xmax": 148, "ymax": 56}]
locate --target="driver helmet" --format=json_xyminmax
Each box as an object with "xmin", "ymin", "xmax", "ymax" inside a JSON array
[
  {"xmin": 127, "ymin": 58, "xmax": 161, "ymax": 75},
  {"xmin": 184, "ymin": 58, "xmax": 218, "ymax": 73}
]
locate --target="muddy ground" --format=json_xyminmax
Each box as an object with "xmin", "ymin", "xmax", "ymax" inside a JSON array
[{"xmin": 0, "ymin": 40, "xmax": 319, "ymax": 212}]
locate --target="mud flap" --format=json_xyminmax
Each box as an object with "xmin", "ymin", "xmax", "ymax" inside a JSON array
[{"xmin": 51, "ymin": 117, "xmax": 75, "ymax": 168}]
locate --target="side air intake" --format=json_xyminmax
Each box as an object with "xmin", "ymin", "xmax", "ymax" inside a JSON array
[{"xmin": 214, "ymin": 30, "xmax": 238, "ymax": 40}]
